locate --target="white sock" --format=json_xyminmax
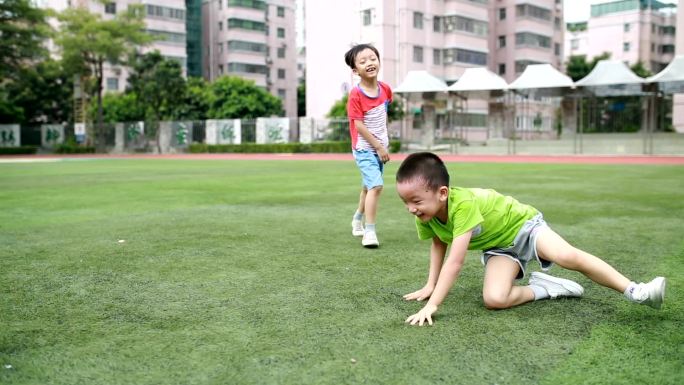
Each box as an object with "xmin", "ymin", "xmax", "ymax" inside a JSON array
[
  {"xmin": 365, "ymin": 223, "xmax": 376, "ymax": 233},
  {"xmin": 624, "ymin": 281, "xmax": 642, "ymax": 302},
  {"xmin": 529, "ymin": 284, "xmax": 549, "ymax": 300}
]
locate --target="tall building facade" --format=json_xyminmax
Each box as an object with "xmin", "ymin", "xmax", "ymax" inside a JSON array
[
  {"xmin": 41, "ymin": 0, "xmax": 188, "ymax": 93},
  {"xmin": 564, "ymin": 0, "xmax": 677, "ymax": 72},
  {"xmin": 674, "ymin": 2, "xmax": 684, "ymax": 133},
  {"xmin": 305, "ymin": 0, "xmax": 564, "ymax": 119},
  {"xmin": 202, "ymin": 0, "xmax": 297, "ymax": 117}
]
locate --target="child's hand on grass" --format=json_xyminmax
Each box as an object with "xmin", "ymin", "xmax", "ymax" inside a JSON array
[
  {"xmin": 403, "ymin": 285, "xmax": 434, "ymax": 301},
  {"xmin": 405, "ymin": 304, "xmax": 438, "ymax": 326}
]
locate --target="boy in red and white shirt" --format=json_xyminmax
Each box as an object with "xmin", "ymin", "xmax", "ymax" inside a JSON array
[{"xmin": 344, "ymin": 43, "xmax": 393, "ymax": 248}]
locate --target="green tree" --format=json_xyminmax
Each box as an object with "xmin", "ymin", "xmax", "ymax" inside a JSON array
[
  {"xmin": 297, "ymin": 80, "xmax": 306, "ymax": 117},
  {"xmin": 0, "ymin": 0, "xmax": 50, "ymax": 81},
  {"xmin": 565, "ymin": 52, "xmax": 611, "ymax": 81},
  {"xmin": 177, "ymin": 77, "xmax": 210, "ymax": 121},
  {"xmin": 4, "ymin": 60, "xmax": 73, "ymax": 124},
  {"xmin": 630, "ymin": 61, "xmax": 652, "ymax": 78},
  {"xmin": 127, "ymin": 51, "xmax": 187, "ymax": 152},
  {"xmin": 95, "ymin": 92, "xmax": 144, "ymax": 123},
  {"xmin": 206, "ymin": 76, "xmax": 283, "ymax": 119},
  {"xmin": 54, "ymin": 3, "xmax": 151, "ymax": 150}
]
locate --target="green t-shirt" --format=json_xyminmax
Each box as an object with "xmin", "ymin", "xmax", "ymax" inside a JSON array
[{"xmin": 416, "ymin": 187, "xmax": 538, "ymax": 250}]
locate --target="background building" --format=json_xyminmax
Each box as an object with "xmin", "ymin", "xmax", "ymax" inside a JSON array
[
  {"xmin": 565, "ymin": 0, "xmax": 677, "ymax": 72},
  {"xmin": 201, "ymin": 0, "xmax": 297, "ymax": 118},
  {"xmin": 41, "ymin": 0, "xmax": 189, "ymax": 93},
  {"xmin": 304, "ymin": 0, "xmax": 563, "ymax": 120}
]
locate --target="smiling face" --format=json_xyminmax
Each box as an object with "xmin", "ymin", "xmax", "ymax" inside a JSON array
[
  {"xmin": 352, "ymin": 48, "xmax": 380, "ymax": 81},
  {"xmin": 396, "ymin": 178, "xmax": 449, "ymax": 223}
]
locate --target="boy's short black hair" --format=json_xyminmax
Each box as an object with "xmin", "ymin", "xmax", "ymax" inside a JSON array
[
  {"xmin": 344, "ymin": 44, "xmax": 380, "ymax": 70},
  {"xmin": 396, "ymin": 152, "xmax": 450, "ymax": 191}
]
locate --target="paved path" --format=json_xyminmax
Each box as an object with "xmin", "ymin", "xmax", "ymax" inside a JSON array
[{"xmin": 1, "ymin": 153, "xmax": 684, "ymax": 165}]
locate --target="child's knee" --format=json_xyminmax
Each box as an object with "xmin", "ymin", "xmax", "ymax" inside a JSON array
[
  {"xmin": 482, "ymin": 289, "xmax": 511, "ymax": 310},
  {"xmin": 553, "ymin": 247, "xmax": 581, "ymax": 268}
]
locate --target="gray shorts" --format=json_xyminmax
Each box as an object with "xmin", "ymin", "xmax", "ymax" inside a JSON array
[{"xmin": 481, "ymin": 213, "xmax": 552, "ymax": 280}]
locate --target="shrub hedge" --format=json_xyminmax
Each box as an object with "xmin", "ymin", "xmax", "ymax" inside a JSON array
[
  {"xmin": 0, "ymin": 146, "xmax": 39, "ymax": 155},
  {"xmin": 189, "ymin": 141, "xmax": 402, "ymax": 154},
  {"xmin": 53, "ymin": 143, "xmax": 96, "ymax": 154}
]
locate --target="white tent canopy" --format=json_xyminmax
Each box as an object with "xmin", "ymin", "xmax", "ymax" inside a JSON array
[
  {"xmin": 647, "ymin": 54, "xmax": 684, "ymax": 94},
  {"xmin": 394, "ymin": 70, "xmax": 449, "ymax": 93},
  {"xmin": 575, "ymin": 60, "xmax": 644, "ymax": 96},
  {"xmin": 448, "ymin": 67, "xmax": 508, "ymax": 97},
  {"xmin": 508, "ymin": 64, "xmax": 574, "ymax": 96}
]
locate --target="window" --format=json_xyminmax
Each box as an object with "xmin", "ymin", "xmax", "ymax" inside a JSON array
[
  {"xmin": 498, "ymin": 35, "xmax": 506, "ymax": 48},
  {"xmin": 104, "ymin": 2, "xmax": 116, "ymax": 14},
  {"xmin": 433, "ymin": 49, "xmax": 441, "ymax": 65},
  {"xmin": 228, "ymin": 0, "xmax": 267, "ymax": 11},
  {"xmin": 228, "ymin": 18, "xmax": 267, "ymax": 33},
  {"xmin": 515, "ymin": 32, "xmax": 551, "ymax": 49},
  {"xmin": 106, "ymin": 77, "xmax": 119, "ymax": 91},
  {"xmin": 443, "ymin": 15, "xmax": 488, "ymax": 36},
  {"xmin": 362, "ymin": 9, "xmax": 372, "ymax": 26},
  {"xmin": 278, "ymin": 68, "xmax": 285, "ymax": 79},
  {"xmin": 218, "ymin": 42, "xmax": 223, "ymax": 53},
  {"xmin": 145, "ymin": 4, "xmax": 186, "ymax": 20},
  {"xmin": 624, "ymin": 23, "xmax": 630, "ymax": 32},
  {"xmin": 146, "ymin": 29, "xmax": 186, "ymax": 44},
  {"xmin": 652, "ymin": 24, "xmax": 656, "ymax": 34},
  {"xmin": 443, "ymin": 48, "xmax": 487, "ymax": 66},
  {"xmin": 651, "ymin": 43, "xmax": 656, "ymax": 52},
  {"xmin": 499, "ymin": 8, "xmax": 506, "ymax": 20},
  {"xmin": 218, "ymin": 21, "xmax": 223, "ymax": 31},
  {"xmin": 228, "ymin": 62, "xmax": 269, "ymax": 74},
  {"xmin": 277, "ymin": 6, "xmax": 285, "ymax": 17},
  {"xmin": 277, "ymin": 47, "xmax": 285, "ymax": 58},
  {"xmin": 623, "ymin": 42, "xmax": 630, "ymax": 52},
  {"xmin": 278, "ymin": 89, "xmax": 286, "ymax": 99},
  {"xmin": 277, "ymin": 27, "xmax": 285, "ymax": 38},
  {"xmin": 516, "ymin": 4, "xmax": 551, "ymax": 21},
  {"xmin": 413, "ymin": 46, "xmax": 423, "ymax": 63},
  {"xmin": 227, "ymin": 40, "xmax": 267, "ymax": 53},
  {"xmin": 555, "ymin": 43, "xmax": 560, "ymax": 56},
  {"xmin": 571, "ymin": 39, "xmax": 579, "ymax": 49},
  {"xmin": 218, "ymin": 0, "xmax": 222, "ymax": 9},
  {"xmin": 433, "ymin": 16, "xmax": 442, "ymax": 32},
  {"xmin": 515, "ymin": 60, "xmax": 543, "ymax": 74},
  {"xmin": 218, "ymin": 64, "xmax": 224, "ymax": 74},
  {"xmin": 498, "ymin": 63, "xmax": 506, "ymax": 76},
  {"xmin": 413, "ymin": 12, "xmax": 424, "ymax": 29}
]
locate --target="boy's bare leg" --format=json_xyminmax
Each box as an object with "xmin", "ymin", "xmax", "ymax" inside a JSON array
[
  {"xmin": 535, "ymin": 228, "xmax": 630, "ymax": 293},
  {"xmin": 356, "ymin": 188, "xmax": 368, "ymax": 215},
  {"xmin": 363, "ymin": 186, "xmax": 382, "ymax": 225},
  {"xmin": 482, "ymin": 256, "xmax": 535, "ymax": 309}
]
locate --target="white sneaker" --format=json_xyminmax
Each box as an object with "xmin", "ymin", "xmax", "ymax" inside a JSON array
[
  {"xmin": 529, "ymin": 272, "xmax": 584, "ymax": 299},
  {"xmin": 351, "ymin": 219, "xmax": 365, "ymax": 237},
  {"xmin": 630, "ymin": 277, "xmax": 666, "ymax": 309},
  {"xmin": 362, "ymin": 231, "xmax": 379, "ymax": 248}
]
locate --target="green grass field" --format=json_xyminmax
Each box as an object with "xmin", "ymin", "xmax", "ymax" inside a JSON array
[{"xmin": 1, "ymin": 158, "xmax": 682, "ymax": 385}]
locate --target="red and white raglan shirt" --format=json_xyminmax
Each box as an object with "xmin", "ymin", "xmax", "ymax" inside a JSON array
[{"xmin": 346, "ymin": 82, "xmax": 392, "ymax": 152}]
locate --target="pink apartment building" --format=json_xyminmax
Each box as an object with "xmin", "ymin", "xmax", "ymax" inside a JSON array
[
  {"xmin": 202, "ymin": 0, "xmax": 298, "ymax": 118},
  {"xmin": 564, "ymin": 0, "xmax": 676, "ymax": 72},
  {"xmin": 305, "ymin": 0, "xmax": 564, "ymax": 126}
]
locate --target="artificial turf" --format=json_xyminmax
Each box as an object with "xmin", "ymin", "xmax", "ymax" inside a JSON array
[{"xmin": 0, "ymin": 158, "xmax": 682, "ymax": 385}]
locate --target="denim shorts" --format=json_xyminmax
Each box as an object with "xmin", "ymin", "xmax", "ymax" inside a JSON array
[
  {"xmin": 481, "ymin": 213, "xmax": 552, "ymax": 280},
  {"xmin": 353, "ymin": 149, "xmax": 384, "ymax": 189}
]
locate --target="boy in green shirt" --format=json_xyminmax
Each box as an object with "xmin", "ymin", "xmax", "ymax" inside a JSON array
[{"xmin": 396, "ymin": 152, "xmax": 666, "ymax": 326}]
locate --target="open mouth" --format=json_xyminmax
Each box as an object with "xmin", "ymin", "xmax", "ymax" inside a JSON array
[{"xmin": 366, "ymin": 67, "xmax": 376, "ymax": 73}]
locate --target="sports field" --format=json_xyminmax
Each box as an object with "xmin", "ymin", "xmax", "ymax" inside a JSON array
[{"xmin": 1, "ymin": 157, "xmax": 682, "ymax": 385}]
